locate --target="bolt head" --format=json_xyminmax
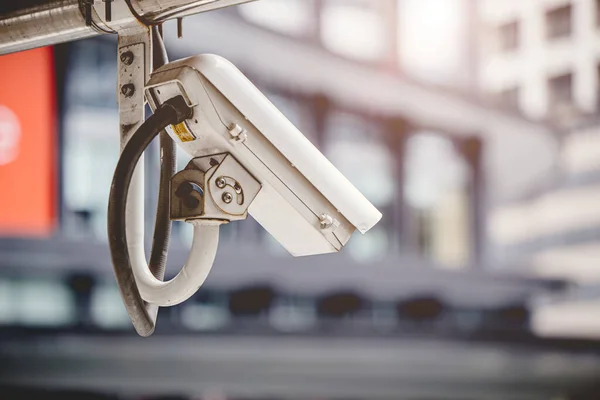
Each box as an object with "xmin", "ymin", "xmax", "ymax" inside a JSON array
[
  {"xmin": 319, "ymin": 214, "xmax": 334, "ymax": 229},
  {"xmin": 222, "ymin": 192, "xmax": 233, "ymax": 204},
  {"xmin": 216, "ymin": 177, "xmax": 226, "ymax": 188},
  {"xmin": 121, "ymin": 84, "xmax": 135, "ymax": 98},
  {"xmin": 120, "ymin": 51, "xmax": 134, "ymax": 65}
]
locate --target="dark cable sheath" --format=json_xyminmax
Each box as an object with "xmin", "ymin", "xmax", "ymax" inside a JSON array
[
  {"xmin": 148, "ymin": 26, "xmax": 174, "ymax": 281},
  {"xmin": 108, "ymin": 97, "xmax": 191, "ymax": 337}
]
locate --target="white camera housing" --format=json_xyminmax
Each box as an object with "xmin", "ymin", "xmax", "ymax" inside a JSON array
[{"xmin": 145, "ymin": 55, "xmax": 381, "ymax": 257}]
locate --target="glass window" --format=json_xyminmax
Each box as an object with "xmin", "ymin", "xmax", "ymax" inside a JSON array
[
  {"xmin": 371, "ymin": 301, "xmax": 397, "ymax": 332},
  {"xmin": 325, "ymin": 112, "xmax": 395, "ymax": 207},
  {"xmin": 497, "ymin": 21, "xmax": 519, "ymax": 52},
  {"xmin": 180, "ymin": 292, "xmax": 230, "ymax": 331},
  {"xmin": 324, "ymin": 112, "xmax": 395, "ymax": 260},
  {"xmin": 63, "ymin": 107, "xmax": 119, "ymax": 238},
  {"xmin": 416, "ymin": 208, "xmax": 434, "ymax": 257},
  {"xmin": 405, "ymin": 133, "xmax": 468, "ymax": 209},
  {"xmin": 321, "ymin": 0, "xmax": 388, "ymax": 61},
  {"xmin": 546, "ymin": 5, "xmax": 572, "ymax": 39},
  {"xmin": 398, "ymin": 0, "xmax": 467, "ymax": 84},
  {"xmin": 90, "ymin": 281, "xmax": 131, "ymax": 329},
  {"xmin": 495, "ymin": 86, "xmax": 520, "ymax": 110},
  {"xmin": 597, "ymin": 64, "xmax": 600, "ymax": 111},
  {"xmin": 269, "ymin": 296, "xmax": 317, "ymax": 332},
  {"xmin": 62, "ymin": 39, "xmax": 119, "ymax": 239},
  {"xmin": 404, "ymin": 132, "xmax": 470, "ymax": 266},
  {"xmin": 14, "ymin": 279, "xmax": 76, "ymax": 327},
  {"xmin": 181, "ymin": 303, "xmax": 230, "ymax": 331},
  {"xmin": 238, "ymin": 0, "xmax": 316, "ymax": 36},
  {"xmin": 346, "ymin": 226, "xmax": 390, "ymax": 262},
  {"xmin": 548, "ymin": 72, "xmax": 573, "ymax": 111}
]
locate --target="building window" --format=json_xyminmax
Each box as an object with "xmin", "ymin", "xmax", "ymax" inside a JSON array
[
  {"xmin": 546, "ymin": 5, "xmax": 572, "ymax": 39},
  {"xmin": 324, "ymin": 112, "xmax": 395, "ymax": 208},
  {"xmin": 416, "ymin": 208, "xmax": 434, "ymax": 257},
  {"xmin": 320, "ymin": 0, "xmax": 388, "ymax": 61},
  {"xmin": 238, "ymin": 0, "xmax": 316, "ymax": 37},
  {"xmin": 497, "ymin": 21, "xmax": 519, "ymax": 52},
  {"xmin": 596, "ymin": 63, "xmax": 600, "ymax": 110},
  {"xmin": 548, "ymin": 73, "xmax": 573, "ymax": 110},
  {"xmin": 398, "ymin": 0, "xmax": 468, "ymax": 85},
  {"xmin": 495, "ymin": 86, "xmax": 520, "ymax": 110},
  {"xmin": 62, "ymin": 39, "xmax": 119, "ymax": 239},
  {"xmin": 324, "ymin": 111, "xmax": 395, "ymax": 259},
  {"xmin": 404, "ymin": 132, "xmax": 470, "ymax": 266}
]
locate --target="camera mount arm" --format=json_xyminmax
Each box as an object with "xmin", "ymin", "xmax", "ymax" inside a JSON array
[
  {"xmin": 109, "ymin": 95, "xmax": 193, "ymax": 336},
  {"xmin": 110, "ymin": 91, "xmax": 262, "ymax": 335}
]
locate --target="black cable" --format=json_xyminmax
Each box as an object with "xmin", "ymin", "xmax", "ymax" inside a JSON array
[
  {"xmin": 108, "ymin": 96, "xmax": 191, "ymax": 337},
  {"xmin": 77, "ymin": 0, "xmax": 116, "ymax": 34},
  {"xmin": 148, "ymin": 26, "xmax": 174, "ymax": 281}
]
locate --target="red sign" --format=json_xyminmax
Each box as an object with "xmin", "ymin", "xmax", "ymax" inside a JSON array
[{"xmin": 0, "ymin": 47, "xmax": 56, "ymax": 236}]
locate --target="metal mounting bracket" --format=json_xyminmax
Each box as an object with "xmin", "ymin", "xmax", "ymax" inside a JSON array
[
  {"xmin": 170, "ymin": 153, "xmax": 262, "ymax": 222},
  {"xmin": 117, "ymin": 27, "xmax": 156, "ymax": 323}
]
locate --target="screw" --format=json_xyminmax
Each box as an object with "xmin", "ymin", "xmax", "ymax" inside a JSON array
[
  {"xmin": 121, "ymin": 84, "xmax": 135, "ymax": 98},
  {"xmin": 233, "ymin": 182, "xmax": 242, "ymax": 192},
  {"xmin": 216, "ymin": 177, "xmax": 226, "ymax": 188},
  {"xmin": 222, "ymin": 192, "xmax": 233, "ymax": 204},
  {"xmin": 319, "ymin": 214, "xmax": 334, "ymax": 230},
  {"xmin": 120, "ymin": 51, "xmax": 134, "ymax": 65}
]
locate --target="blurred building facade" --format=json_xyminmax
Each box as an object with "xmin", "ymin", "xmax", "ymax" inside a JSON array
[
  {"xmin": 0, "ymin": 0, "xmax": 567, "ymax": 337},
  {"xmin": 478, "ymin": 0, "xmax": 600, "ymax": 337}
]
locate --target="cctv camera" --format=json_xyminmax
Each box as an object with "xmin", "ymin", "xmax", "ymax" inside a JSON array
[
  {"xmin": 111, "ymin": 54, "xmax": 381, "ymax": 310},
  {"xmin": 145, "ymin": 54, "xmax": 382, "ymax": 256}
]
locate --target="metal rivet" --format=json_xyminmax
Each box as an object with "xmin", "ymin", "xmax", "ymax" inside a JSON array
[
  {"xmin": 228, "ymin": 123, "xmax": 247, "ymax": 144},
  {"xmin": 121, "ymin": 84, "xmax": 135, "ymax": 98},
  {"xmin": 222, "ymin": 192, "xmax": 233, "ymax": 204},
  {"xmin": 120, "ymin": 51, "xmax": 134, "ymax": 66},
  {"xmin": 319, "ymin": 214, "xmax": 334, "ymax": 230},
  {"xmin": 216, "ymin": 177, "xmax": 226, "ymax": 188}
]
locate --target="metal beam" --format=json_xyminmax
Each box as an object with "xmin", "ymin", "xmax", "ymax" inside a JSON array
[{"xmin": 0, "ymin": 0, "xmax": 254, "ymax": 55}]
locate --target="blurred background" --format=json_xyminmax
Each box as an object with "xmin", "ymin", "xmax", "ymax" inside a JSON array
[{"xmin": 1, "ymin": 0, "xmax": 600, "ymax": 399}]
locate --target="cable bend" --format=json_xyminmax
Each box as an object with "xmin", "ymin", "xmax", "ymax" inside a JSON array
[{"xmin": 130, "ymin": 220, "xmax": 222, "ymax": 306}]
